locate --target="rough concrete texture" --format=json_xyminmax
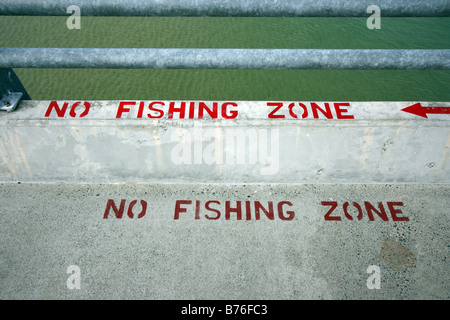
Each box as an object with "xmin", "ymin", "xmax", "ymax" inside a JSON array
[
  {"xmin": 0, "ymin": 182, "xmax": 448, "ymax": 299},
  {"xmin": 1, "ymin": 101, "xmax": 449, "ymax": 184}
]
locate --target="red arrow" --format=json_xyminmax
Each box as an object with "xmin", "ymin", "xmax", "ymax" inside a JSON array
[{"xmin": 401, "ymin": 103, "xmax": 450, "ymax": 118}]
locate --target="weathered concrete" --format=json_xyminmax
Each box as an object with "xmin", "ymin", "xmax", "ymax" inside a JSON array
[
  {"xmin": 0, "ymin": 100, "xmax": 449, "ymax": 184},
  {"xmin": 0, "ymin": 182, "xmax": 448, "ymax": 299}
]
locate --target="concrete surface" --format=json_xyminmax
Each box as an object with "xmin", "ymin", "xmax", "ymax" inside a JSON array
[
  {"xmin": 0, "ymin": 182, "xmax": 448, "ymax": 299},
  {"xmin": 0, "ymin": 100, "xmax": 449, "ymax": 184}
]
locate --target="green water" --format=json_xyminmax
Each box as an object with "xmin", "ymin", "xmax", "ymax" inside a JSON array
[{"xmin": 1, "ymin": 16, "xmax": 449, "ymax": 101}]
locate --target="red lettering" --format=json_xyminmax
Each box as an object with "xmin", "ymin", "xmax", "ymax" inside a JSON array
[
  {"xmin": 137, "ymin": 101, "xmax": 145, "ymax": 118},
  {"xmin": 287, "ymin": 103, "xmax": 297, "ymax": 118},
  {"xmin": 222, "ymin": 102, "xmax": 238, "ymax": 119},
  {"xmin": 103, "ymin": 199, "xmax": 147, "ymax": 219},
  {"xmin": 174, "ymin": 200, "xmax": 192, "ymax": 220},
  {"xmin": 343, "ymin": 202, "xmax": 363, "ymax": 220},
  {"xmin": 278, "ymin": 201, "xmax": 295, "ymax": 220},
  {"xmin": 205, "ymin": 201, "xmax": 221, "ymax": 220},
  {"xmin": 45, "ymin": 101, "xmax": 69, "ymax": 117},
  {"xmin": 298, "ymin": 103, "xmax": 308, "ymax": 118},
  {"xmin": 245, "ymin": 201, "xmax": 252, "ymax": 220},
  {"xmin": 288, "ymin": 102, "xmax": 308, "ymax": 119},
  {"xmin": 195, "ymin": 200, "xmax": 200, "ymax": 220},
  {"xmin": 188, "ymin": 101, "xmax": 195, "ymax": 119},
  {"xmin": 311, "ymin": 102, "xmax": 333, "ymax": 119},
  {"xmin": 268, "ymin": 102, "xmax": 285, "ymax": 118},
  {"xmin": 69, "ymin": 101, "xmax": 90, "ymax": 118},
  {"xmin": 116, "ymin": 101, "xmax": 135, "ymax": 118},
  {"xmin": 322, "ymin": 201, "xmax": 340, "ymax": 221},
  {"xmin": 103, "ymin": 199, "xmax": 126, "ymax": 219},
  {"xmin": 127, "ymin": 200, "xmax": 147, "ymax": 219},
  {"xmin": 365, "ymin": 202, "xmax": 389, "ymax": 221},
  {"xmin": 148, "ymin": 101, "xmax": 165, "ymax": 119},
  {"xmin": 225, "ymin": 201, "xmax": 242, "ymax": 220},
  {"xmin": 198, "ymin": 102, "xmax": 218, "ymax": 119},
  {"xmin": 387, "ymin": 202, "xmax": 408, "ymax": 221},
  {"xmin": 172, "ymin": 200, "xmax": 295, "ymax": 220},
  {"xmin": 323, "ymin": 201, "xmax": 409, "ymax": 221},
  {"xmin": 254, "ymin": 201, "xmax": 274, "ymax": 220},
  {"xmin": 334, "ymin": 102, "xmax": 354, "ymax": 119},
  {"xmin": 168, "ymin": 101, "xmax": 186, "ymax": 119}
]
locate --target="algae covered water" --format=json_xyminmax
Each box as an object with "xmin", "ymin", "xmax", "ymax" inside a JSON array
[{"xmin": 0, "ymin": 16, "xmax": 449, "ymax": 101}]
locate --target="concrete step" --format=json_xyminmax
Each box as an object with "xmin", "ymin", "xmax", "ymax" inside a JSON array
[
  {"xmin": 0, "ymin": 100, "xmax": 449, "ymax": 184},
  {"xmin": 0, "ymin": 182, "xmax": 448, "ymax": 299}
]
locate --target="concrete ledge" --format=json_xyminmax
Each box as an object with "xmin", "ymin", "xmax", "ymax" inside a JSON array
[{"xmin": 0, "ymin": 100, "xmax": 449, "ymax": 184}]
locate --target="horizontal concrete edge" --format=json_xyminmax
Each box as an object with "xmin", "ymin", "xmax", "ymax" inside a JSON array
[
  {"xmin": 3, "ymin": 182, "xmax": 447, "ymax": 188},
  {"xmin": 1, "ymin": 100, "xmax": 449, "ymax": 184},
  {"xmin": 3, "ymin": 100, "xmax": 450, "ymax": 122}
]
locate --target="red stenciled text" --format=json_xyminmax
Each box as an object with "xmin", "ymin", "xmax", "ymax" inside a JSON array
[
  {"xmin": 174, "ymin": 200, "xmax": 295, "ymax": 221},
  {"xmin": 116, "ymin": 101, "xmax": 239, "ymax": 119},
  {"xmin": 268, "ymin": 102, "xmax": 354, "ymax": 119},
  {"xmin": 321, "ymin": 201, "xmax": 408, "ymax": 221},
  {"xmin": 103, "ymin": 199, "xmax": 147, "ymax": 219},
  {"xmin": 44, "ymin": 101, "xmax": 91, "ymax": 118}
]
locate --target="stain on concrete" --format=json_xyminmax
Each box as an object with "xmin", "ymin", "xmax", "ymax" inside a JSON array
[
  {"xmin": 382, "ymin": 139, "xmax": 394, "ymax": 153},
  {"xmin": 425, "ymin": 162, "xmax": 435, "ymax": 169},
  {"xmin": 377, "ymin": 138, "xmax": 394, "ymax": 169},
  {"xmin": 379, "ymin": 237, "xmax": 415, "ymax": 271}
]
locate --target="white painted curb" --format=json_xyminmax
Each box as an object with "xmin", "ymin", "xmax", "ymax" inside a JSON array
[{"xmin": 0, "ymin": 100, "xmax": 449, "ymax": 183}]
